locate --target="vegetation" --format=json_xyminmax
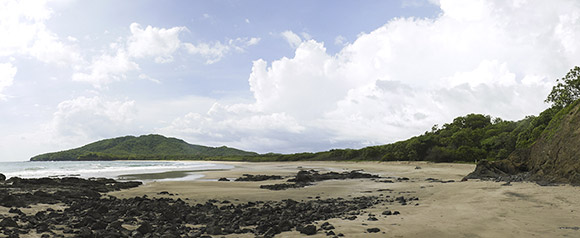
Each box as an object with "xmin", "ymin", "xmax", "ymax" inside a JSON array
[
  {"xmin": 230, "ymin": 112, "xmax": 553, "ymax": 163},
  {"xmin": 30, "ymin": 134, "xmax": 257, "ymax": 161},
  {"xmin": 545, "ymin": 66, "xmax": 580, "ymax": 108}
]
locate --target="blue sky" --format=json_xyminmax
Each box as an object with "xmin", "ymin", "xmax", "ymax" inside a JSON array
[{"xmin": 1, "ymin": 0, "xmax": 579, "ymax": 161}]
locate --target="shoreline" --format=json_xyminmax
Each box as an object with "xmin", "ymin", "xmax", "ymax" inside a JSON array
[{"xmin": 2, "ymin": 161, "xmax": 580, "ymax": 237}]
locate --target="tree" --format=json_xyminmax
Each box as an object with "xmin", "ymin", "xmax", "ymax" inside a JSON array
[{"xmin": 546, "ymin": 66, "xmax": 580, "ymax": 108}]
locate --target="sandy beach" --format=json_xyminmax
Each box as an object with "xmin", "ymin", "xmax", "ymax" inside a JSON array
[{"xmin": 104, "ymin": 161, "xmax": 580, "ymax": 237}]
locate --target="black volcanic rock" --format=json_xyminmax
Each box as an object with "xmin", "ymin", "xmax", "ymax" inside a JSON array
[
  {"xmin": 298, "ymin": 224, "xmax": 317, "ymax": 235},
  {"xmin": 261, "ymin": 170, "xmax": 380, "ymax": 190},
  {"xmin": 0, "ymin": 173, "xmax": 5, "ymax": 182},
  {"xmin": 234, "ymin": 174, "xmax": 283, "ymax": 181},
  {"xmin": 0, "ymin": 175, "xmax": 409, "ymax": 237}
]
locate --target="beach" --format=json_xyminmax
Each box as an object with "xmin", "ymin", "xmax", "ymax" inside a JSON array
[
  {"xmin": 107, "ymin": 161, "xmax": 580, "ymax": 237},
  {"xmin": 2, "ymin": 161, "xmax": 580, "ymax": 237}
]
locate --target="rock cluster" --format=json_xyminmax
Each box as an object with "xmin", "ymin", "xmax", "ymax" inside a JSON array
[
  {"xmin": 260, "ymin": 170, "xmax": 380, "ymax": 190},
  {"xmin": 0, "ymin": 176, "xmax": 405, "ymax": 237}
]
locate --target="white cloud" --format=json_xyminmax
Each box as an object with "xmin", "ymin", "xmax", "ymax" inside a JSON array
[
  {"xmin": 0, "ymin": 62, "xmax": 17, "ymax": 100},
  {"xmin": 139, "ymin": 73, "xmax": 161, "ymax": 84},
  {"xmin": 0, "ymin": 0, "xmax": 81, "ymax": 65},
  {"xmin": 72, "ymin": 50, "xmax": 139, "ymax": 88},
  {"xmin": 184, "ymin": 37, "xmax": 261, "ymax": 64},
  {"xmin": 127, "ymin": 23, "xmax": 186, "ymax": 63},
  {"xmin": 73, "ymin": 21, "xmax": 260, "ymax": 86},
  {"xmin": 334, "ymin": 35, "xmax": 347, "ymax": 46},
  {"xmin": 162, "ymin": 0, "xmax": 580, "ymax": 153},
  {"xmin": 50, "ymin": 96, "xmax": 138, "ymax": 142},
  {"xmin": 281, "ymin": 30, "xmax": 302, "ymax": 48}
]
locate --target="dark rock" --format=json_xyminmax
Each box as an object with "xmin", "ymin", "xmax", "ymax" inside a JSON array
[
  {"xmin": 0, "ymin": 194, "xmax": 26, "ymax": 207},
  {"xmin": 382, "ymin": 210, "xmax": 392, "ymax": 216},
  {"xmin": 217, "ymin": 178, "xmax": 230, "ymax": 181},
  {"xmin": 0, "ymin": 173, "xmax": 5, "ymax": 182},
  {"xmin": 367, "ymin": 228, "xmax": 380, "ymax": 233},
  {"xmin": 78, "ymin": 227, "xmax": 93, "ymax": 237},
  {"xmin": 321, "ymin": 222, "xmax": 335, "ymax": 230},
  {"xmin": 235, "ymin": 174, "xmax": 283, "ymax": 181},
  {"xmin": 0, "ymin": 173, "xmax": 399, "ymax": 238},
  {"xmin": 298, "ymin": 224, "xmax": 317, "ymax": 235},
  {"xmin": 8, "ymin": 208, "xmax": 23, "ymax": 215},
  {"xmin": 262, "ymin": 170, "xmax": 380, "ymax": 190},
  {"xmin": 0, "ymin": 217, "xmax": 18, "ymax": 227}
]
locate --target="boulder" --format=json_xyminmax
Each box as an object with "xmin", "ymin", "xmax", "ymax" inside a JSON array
[{"xmin": 299, "ymin": 224, "xmax": 317, "ymax": 235}]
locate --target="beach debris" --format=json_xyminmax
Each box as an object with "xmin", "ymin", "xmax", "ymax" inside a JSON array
[
  {"xmin": 425, "ymin": 178, "xmax": 455, "ymax": 183},
  {"xmin": 560, "ymin": 226, "xmax": 580, "ymax": 230}
]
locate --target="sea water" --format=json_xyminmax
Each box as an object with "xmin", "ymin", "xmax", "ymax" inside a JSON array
[{"xmin": 0, "ymin": 160, "xmax": 233, "ymax": 182}]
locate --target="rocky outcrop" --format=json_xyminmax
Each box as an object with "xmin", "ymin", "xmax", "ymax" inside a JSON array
[
  {"xmin": 260, "ymin": 170, "xmax": 381, "ymax": 190},
  {"xmin": 466, "ymin": 101, "xmax": 580, "ymax": 185},
  {"xmin": 0, "ymin": 176, "xmax": 408, "ymax": 237}
]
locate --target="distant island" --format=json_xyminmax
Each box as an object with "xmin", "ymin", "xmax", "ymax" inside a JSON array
[{"xmin": 30, "ymin": 134, "xmax": 257, "ymax": 161}]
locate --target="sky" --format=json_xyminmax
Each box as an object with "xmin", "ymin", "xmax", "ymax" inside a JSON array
[{"xmin": 1, "ymin": 0, "xmax": 580, "ymax": 161}]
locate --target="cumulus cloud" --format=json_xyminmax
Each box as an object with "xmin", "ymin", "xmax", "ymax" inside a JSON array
[
  {"xmin": 281, "ymin": 30, "xmax": 302, "ymax": 48},
  {"xmin": 50, "ymin": 96, "xmax": 138, "ymax": 142},
  {"xmin": 72, "ymin": 50, "xmax": 139, "ymax": 88},
  {"xmin": 127, "ymin": 23, "xmax": 186, "ymax": 63},
  {"xmin": 162, "ymin": 0, "xmax": 580, "ymax": 153},
  {"xmin": 184, "ymin": 37, "xmax": 261, "ymax": 64},
  {"xmin": 0, "ymin": 0, "xmax": 81, "ymax": 65},
  {"xmin": 74, "ymin": 21, "xmax": 260, "ymax": 86},
  {"xmin": 0, "ymin": 62, "xmax": 17, "ymax": 100}
]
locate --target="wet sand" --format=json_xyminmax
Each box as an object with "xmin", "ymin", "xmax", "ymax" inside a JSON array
[{"xmin": 106, "ymin": 161, "xmax": 580, "ymax": 237}]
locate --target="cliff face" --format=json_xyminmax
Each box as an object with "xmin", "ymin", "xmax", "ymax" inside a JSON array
[{"xmin": 466, "ymin": 100, "xmax": 580, "ymax": 185}]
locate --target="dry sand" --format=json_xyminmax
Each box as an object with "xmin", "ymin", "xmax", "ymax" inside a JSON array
[{"xmin": 104, "ymin": 161, "xmax": 580, "ymax": 237}]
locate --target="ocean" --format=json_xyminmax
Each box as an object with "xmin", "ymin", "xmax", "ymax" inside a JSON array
[{"xmin": 0, "ymin": 160, "xmax": 234, "ymax": 182}]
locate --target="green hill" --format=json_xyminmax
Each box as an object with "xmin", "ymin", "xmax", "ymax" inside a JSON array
[{"xmin": 30, "ymin": 134, "xmax": 257, "ymax": 161}]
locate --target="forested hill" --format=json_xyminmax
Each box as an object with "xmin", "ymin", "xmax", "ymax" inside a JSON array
[
  {"xmin": 30, "ymin": 134, "xmax": 257, "ymax": 161},
  {"xmin": 242, "ymin": 109, "xmax": 558, "ymax": 163}
]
